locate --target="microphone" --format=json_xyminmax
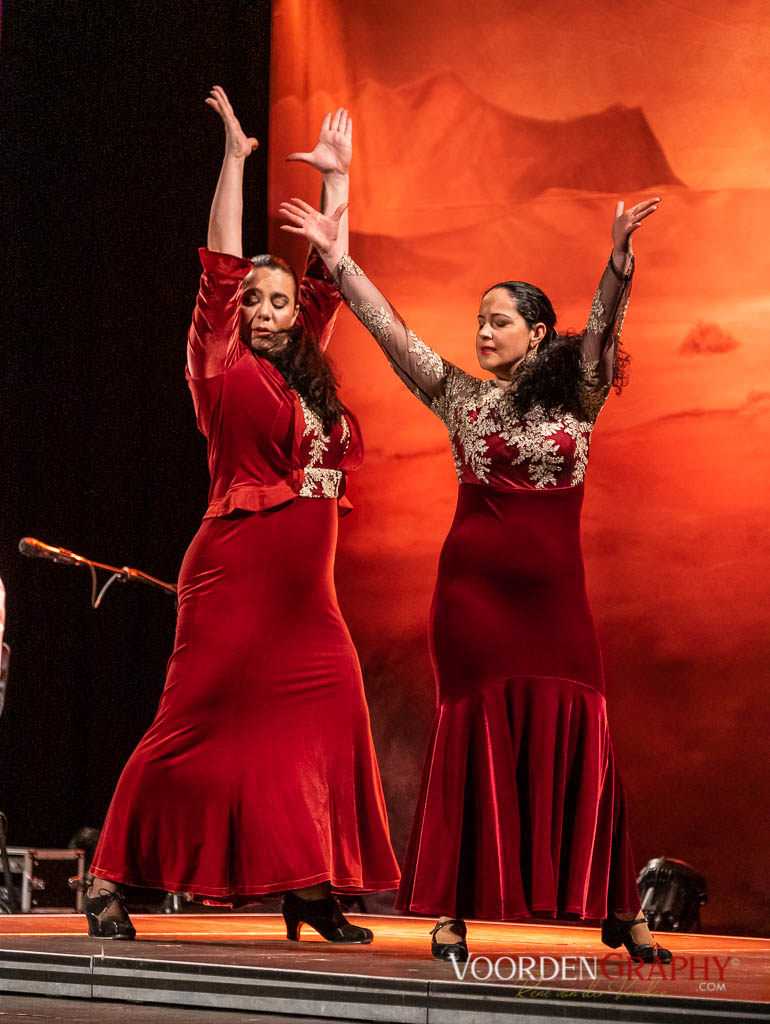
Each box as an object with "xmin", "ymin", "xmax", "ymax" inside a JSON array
[{"xmin": 18, "ymin": 538, "xmax": 84, "ymax": 566}]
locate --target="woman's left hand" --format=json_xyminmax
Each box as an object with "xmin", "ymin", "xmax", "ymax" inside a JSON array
[
  {"xmin": 612, "ymin": 197, "xmax": 661, "ymax": 253},
  {"xmin": 286, "ymin": 108, "xmax": 352, "ymax": 176},
  {"xmin": 279, "ymin": 197, "xmax": 348, "ymax": 256}
]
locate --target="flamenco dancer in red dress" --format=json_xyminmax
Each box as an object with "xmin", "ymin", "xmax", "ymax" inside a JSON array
[
  {"xmin": 84, "ymin": 89, "xmax": 400, "ymax": 943},
  {"xmin": 280, "ymin": 189, "xmax": 672, "ymax": 964}
]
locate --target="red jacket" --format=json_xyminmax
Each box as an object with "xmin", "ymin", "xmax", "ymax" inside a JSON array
[{"xmin": 186, "ymin": 247, "xmax": 361, "ymax": 518}]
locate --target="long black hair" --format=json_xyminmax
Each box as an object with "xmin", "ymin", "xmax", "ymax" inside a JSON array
[
  {"xmin": 248, "ymin": 254, "xmax": 345, "ymax": 432},
  {"xmin": 485, "ymin": 280, "xmax": 630, "ymax": 421}
]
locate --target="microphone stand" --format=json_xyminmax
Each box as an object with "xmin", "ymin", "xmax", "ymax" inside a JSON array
[
  {"xmin": 18, "ymin": 538, "xmax": 177, "ymax": 609},
  {"xmin": 10, "ymin": 540, "xmax": 177, "ymax": 912}
]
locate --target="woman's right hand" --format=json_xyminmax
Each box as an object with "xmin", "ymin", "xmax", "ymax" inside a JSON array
[
  {"xmin": 279, "ymin": 198, "xmax": 348, "ymax": 260},
  {"xmin": 205, "ymin": 85, "xmax": 258, "ymax": 160},
  {"xmin": 286, "ymin": 108, "xmax": 352, "ymax": 176}
]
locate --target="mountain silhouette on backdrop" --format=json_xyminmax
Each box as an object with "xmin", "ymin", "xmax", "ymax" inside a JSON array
[{"xmin": 274, "ymin": 71, "xmax": 685, "ymax": 206}]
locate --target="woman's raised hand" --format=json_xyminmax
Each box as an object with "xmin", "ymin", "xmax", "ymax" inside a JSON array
[
  {"xmin": 279, "ymin": 198, "xmax": 348, "ymax": 257},
  {"xmin": 286, "ymin": 108, "xmax": 352, "ymax": 176},
  {"xmin": 205, "ymin": 85, "xmax": 259, "ymax": 160},
  {"xmin": 612, "ymin": 197, "xmax": 661, "ymax": 253}
]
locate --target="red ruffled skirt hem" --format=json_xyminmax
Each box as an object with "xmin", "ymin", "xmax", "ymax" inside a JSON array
[
  {"xmin": 88, "ymin": 865, "xmax": 400, "ymax": 906},
  {"xmin": 395, "ymin": 675, "xmax": 640, "ymax": 921}
]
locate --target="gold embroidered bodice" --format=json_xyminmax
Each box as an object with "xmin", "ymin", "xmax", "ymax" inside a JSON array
[
  {"xmin": 297, "ymin": 395, "xmax": 353, "ymax": 499},
  {"xmin": 427, "ymin": 367, "xmax": 599, "ymax": 489},
  {"xmin": 332, "ymin": 252, "xmax": 633, "ymax": 490}
]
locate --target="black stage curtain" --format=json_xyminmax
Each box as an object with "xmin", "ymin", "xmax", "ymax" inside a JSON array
[{"xmin": 0, "ymin": 1, "xmax": 272, "ymax": 848}]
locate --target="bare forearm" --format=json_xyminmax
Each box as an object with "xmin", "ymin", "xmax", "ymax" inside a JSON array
[
  {"xmin": 208, "ymin": 155, "xmax": 247, "ymax": 256},
  {"xmin": 321, "ymin": 172, "xmax": 349, "ymax": 253}
]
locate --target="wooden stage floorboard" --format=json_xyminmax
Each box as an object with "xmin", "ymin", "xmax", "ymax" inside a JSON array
[{"xmin": 0, "ymin": 913, "xmax": 768, "ymax": 1022}]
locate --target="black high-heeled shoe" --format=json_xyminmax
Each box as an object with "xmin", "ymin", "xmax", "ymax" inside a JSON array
[
  {"xmin": 601, "ymin": 913, "xmax": 671, "ymax": 963},
  {"xmin": 430, "ymin": 918, "xmax": 469, "ymax": 962},
  {"xmin": 84, "ymin": 887, "xmax": 136, "ymax": 940},
  {"xmin": 281, "ymin": 890, "xmax": 373, "ymax": 944}
]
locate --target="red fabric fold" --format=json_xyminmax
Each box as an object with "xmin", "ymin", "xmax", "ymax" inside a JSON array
[
  {"xmin": 90, "ymin": 252, "xmax": 379, "ymax": 900},
  {"xmin": 396, "ymin": 482, "xmax": 641, "ymax": 921},
  {"xmin": 91, "ymin": 499, "xmax": 400, "ymax": 900},
  {"xmin": 396, "ymin": 675, "xmax": 638, "ymax": 920}
]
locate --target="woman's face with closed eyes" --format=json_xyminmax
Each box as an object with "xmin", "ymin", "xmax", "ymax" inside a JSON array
[
  {"xmin": 476, "ymin": 287, "xmax": 546, "ymax": 381},
  {"xmin": 240, "ymin": 266, "xmax": 299, "ymax": 354}
]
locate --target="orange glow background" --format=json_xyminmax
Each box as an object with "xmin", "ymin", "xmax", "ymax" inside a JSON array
[{"xmin": 269, "ymin": 0, "xmax": 770, "ymax": 934}]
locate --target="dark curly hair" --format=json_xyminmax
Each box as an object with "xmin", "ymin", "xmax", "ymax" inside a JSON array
[
  {"xmin": 485, "ymin": 280, "xmax": 630, "ymax": 421},
  {"xmin": 248, "ymin": 254, "xmax": 345, "ymax": 432}
]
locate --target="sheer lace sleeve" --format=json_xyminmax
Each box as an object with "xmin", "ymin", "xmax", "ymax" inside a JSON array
[
  {"xmin": 579, "ymin": 252, "xmax": 634, "ymax": 420},
  {"xmin": 332, "ymin": 254, "xmax": 451, "ymax": 408}
]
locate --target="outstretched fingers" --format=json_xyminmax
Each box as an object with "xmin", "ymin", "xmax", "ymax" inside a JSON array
[
  {"xmin": 631, "ymin": 197, "xmax": 662, "ymax": 214},
  {"xmin": 206, "ymin": 85, "xmax": 238, "ymax": 127},
  {"xmin": 286, "ymin": 196, "xmax": 317, "ymax": 214},
  {"xmin": 629, "ymin": 197, "xmax": 661, "ymax": 232},
  {"xmin": 327, "ymin": 106, "xmax": 351, "ymax": 139},
  {"xmin": 278, "ymin": 201, "xmax": 309, "ymax": 225},
  {"xmin": 209, "ymin": 85, "xmax": 232, "ymax": 113},
  {"xmin": 633, "ymin": 204, "xmax": 660, "ymax": 221},
  {"xmin": 205, "ymin": 92, "xmax": 224, "ymax": 116},
  {"xmin": 278, "ymin": 200, "xmax": 311, "ymax": 237}
]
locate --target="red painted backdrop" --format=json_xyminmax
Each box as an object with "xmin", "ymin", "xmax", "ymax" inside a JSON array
[{"xmin": 269, "ymin": 0, "xmax": 770, "ymax": 934}]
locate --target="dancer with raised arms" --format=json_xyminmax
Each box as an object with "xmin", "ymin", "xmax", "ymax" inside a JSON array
[
  {"xmin": 85, "ymin": 88, "xmax": 400, "ymax": 945},
  {"xmin": 279, "ymin": 188, "xmax": 671, "ymax": 964}
]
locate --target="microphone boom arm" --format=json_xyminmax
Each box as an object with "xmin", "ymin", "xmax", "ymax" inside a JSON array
[{"xmin": 18, "ymin": 537, "xmax": 177, "ymax": 609}]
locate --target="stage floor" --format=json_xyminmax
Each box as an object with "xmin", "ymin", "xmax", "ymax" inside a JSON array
[{"xmin": 1, "ymin": 913, "xmax": 768, "ymax": 1022}]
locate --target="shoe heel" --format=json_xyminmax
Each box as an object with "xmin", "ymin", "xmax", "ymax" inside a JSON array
[
  {"xmin": 280, "ymin": 891, "xmax": 372, "ymax": 944},
  {"xmin": 83, "ymin": 888, "xmax": 136, "ymax": 940},
  {"xmin": 283, "ymin": 910, "xmax": 302, "ymax": 941},
  {"xmin": 601, "ymin": 918, "xmax": 622, "ymax": 949}
]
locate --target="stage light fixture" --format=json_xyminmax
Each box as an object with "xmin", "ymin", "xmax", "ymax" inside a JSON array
[{"xmin": 637, "ymin": 856, "xmax": 708, "ymax": 932}]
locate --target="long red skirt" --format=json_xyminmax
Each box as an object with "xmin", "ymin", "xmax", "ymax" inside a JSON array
[
  {"xmin": 395, "ymin": 483, "xmax": 640, "ymax": 920},
  {"xmin": 91, "ymin": 497, "xmax": 400, "ymax": 902}
]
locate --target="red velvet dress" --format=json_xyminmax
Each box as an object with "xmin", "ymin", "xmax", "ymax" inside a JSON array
[
  {"xmin": 331, "ymin": 251, "xmax": 641, "ymax": 921},
  {"xmin": 90, "ymin": 248, "xmax": 400, "ymax": 902}
]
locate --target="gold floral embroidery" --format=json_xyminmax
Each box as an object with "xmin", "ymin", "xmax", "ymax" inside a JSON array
[
  {"xmin": 301, "ymin": 466, "xmax": 343, "ymax": 498},
  {"xmin": 577, "ymin": 358, "xmax": 610, "ymax": 422},
  {"xmin": 434, "ymin": 369, "xmax": 596, "ymax": 489},
  {"xmin": 586, "ymin": 289, "xmax": 608, "ymax": 335},
  {"xmin": 339, "ymin": 412, "xmax": 350, "ymax": 452},
  {"xmin": 350, "ymin": 300, "xmax": 392, "ymax": 343},
  {"xmin": 561, "ymin": 413, "xmax": 593, "ymax": 485},
  {"xmin": 298, "ymin": 396, "xmax": 328, "ymax": 463},
  {"xmin": 500, "ymin": 404, "xmax": 566, "ymax": 490},
  {"xmin": 580, "ymin": 358, "xmax": 600, "ymax": 389},
  {"xmin": 335, "ymin": 253, "xmax": 365, "ymax": 279},
  {"xmin": 434, "ymin": 371, "xmax": 498, "ymax": 482},
  {"xmin": 297, "ymin": 396, "xmax": 344, "ymax": 499},
  {"xmin": 406, "ymin": 329, "xmax": 444, "ymax": 381}
]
